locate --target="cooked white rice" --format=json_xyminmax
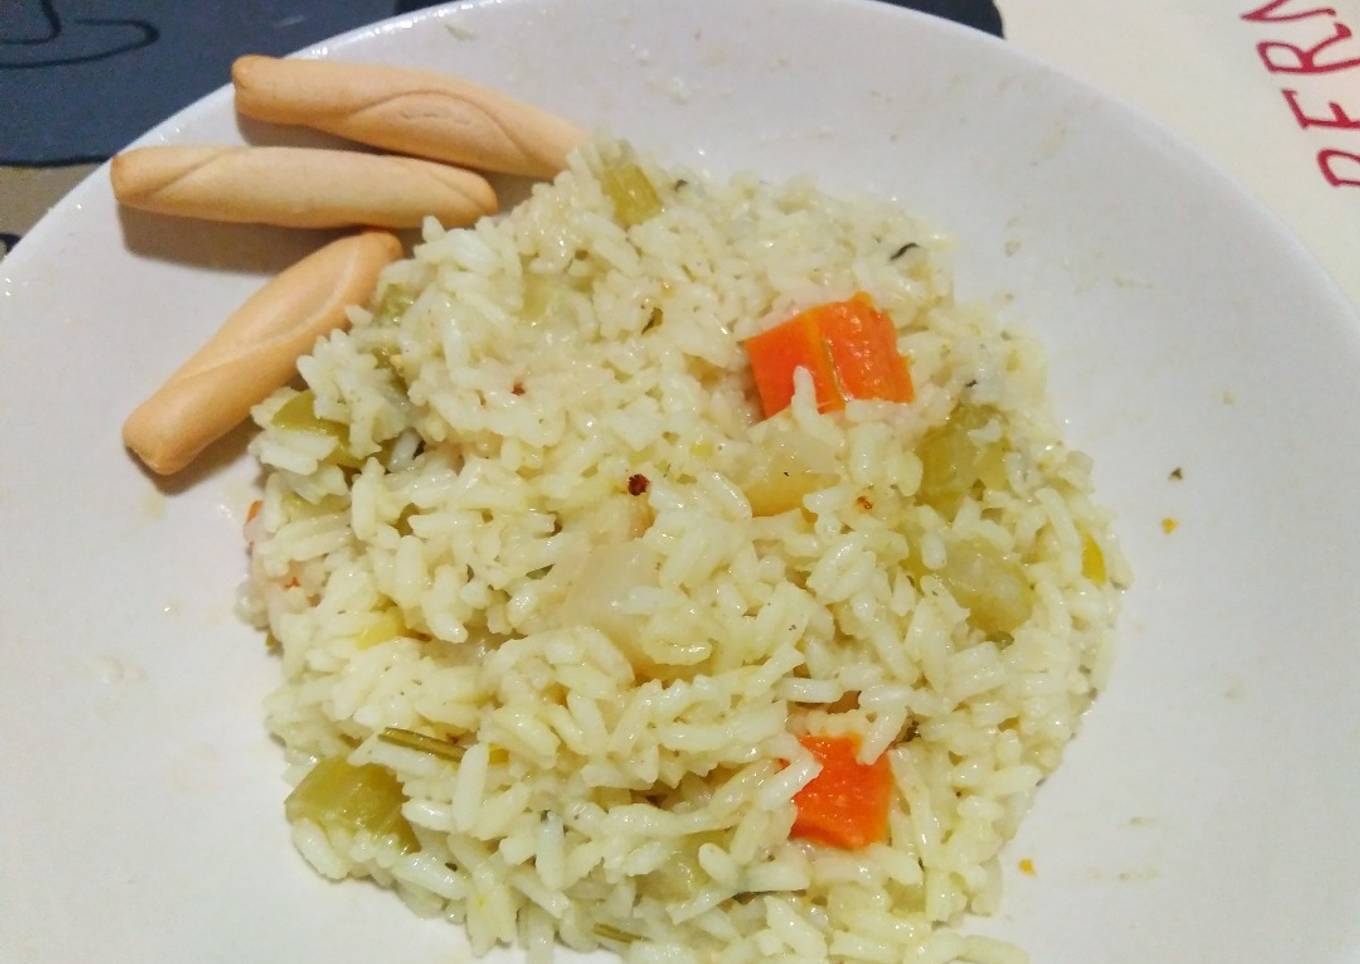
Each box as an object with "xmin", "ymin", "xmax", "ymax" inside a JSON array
[{"xmin": 240, "ymin": 138, "xmax": 1126, "ymax": 963}]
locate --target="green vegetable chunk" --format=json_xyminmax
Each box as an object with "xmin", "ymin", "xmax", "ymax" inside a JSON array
[
  {"xmin": 284, "ymin": 756, "xmax": 418, "ymax": 851},
  {"xmin": 271, "ymin": 390, "xmax": 362, "ymax": 468},
  {"xmin": 916, "ymin": 405, "xmax": 997, "ymax": 517},
  {"xmin": 372, "ymin": 287, "xmax": 414, "ymax": 325},
  {"xmin": 602, "ymin": 162, "xmax": 662, "ymax": 227}
]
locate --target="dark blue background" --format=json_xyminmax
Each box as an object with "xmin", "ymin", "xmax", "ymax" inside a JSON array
[{"xmin": 1, "ymin": 0, "xmax": 1001, "ymax": 166}]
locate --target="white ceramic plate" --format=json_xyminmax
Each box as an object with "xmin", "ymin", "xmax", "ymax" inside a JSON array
[{"xmin": 3, "ymin": 1, "xmax": 1358, "ymax": 961}]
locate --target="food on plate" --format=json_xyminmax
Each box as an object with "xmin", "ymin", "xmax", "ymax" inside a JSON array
[
  {"xmin": 232, "ymin": 55, "xmax": 587, "ymax": 178},
  {"xmin": 110, "ymin": 146, "xmax": 497, "ymax": 229},
  {"xmin": 124, "ymin": 231, "xmax": 400, "ymax": 474},
  {"xmin": 239, "ymin": 138, "xmax": 1125, "ymax": 961}
]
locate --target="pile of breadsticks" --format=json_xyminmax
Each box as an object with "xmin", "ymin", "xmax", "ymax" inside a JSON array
[{"xmin": 116, "ymin": 55, "xmax": 584, "ymax": 475}]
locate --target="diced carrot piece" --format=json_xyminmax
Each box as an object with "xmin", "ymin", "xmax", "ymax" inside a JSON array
[
  {"xmin": 817, "ymin": 293, "xmax": 914, "ymax": 404},
  {"xmin": 743, "ymin": 294, "xmax": 913, "ymax": 419},
  {"xmin": 791, "ymin": 734, "xmax": 893, "ymax": 850},
  {"xmin": 743, "ymin": 312, "xmax": 845, "ymax": 418}
]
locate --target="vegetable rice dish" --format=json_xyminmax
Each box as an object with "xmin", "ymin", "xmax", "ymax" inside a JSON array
[{"xmin": 239, "ymin": 138, "xmax": 1126, "ymax": 963}]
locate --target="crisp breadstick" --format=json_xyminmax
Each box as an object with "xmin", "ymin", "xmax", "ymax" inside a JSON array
[
  {"xmin": 123, "ymin": 231, "xmax": 402, "ymax": 475},
  {"xmin": 110, "ymin": 145, "xmax": 496, "ymax": 229},
  {"xmin": 232, "ymin": 55, "xmax": 586, "ymax": 179}
]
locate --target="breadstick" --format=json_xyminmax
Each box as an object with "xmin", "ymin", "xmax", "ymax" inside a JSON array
[
  {"xmin": 123, "ymin": 231, "xmax": 401, "ymax": 475},
  {"xmin": 232, "ymin": 55, "xmax": 586, "ymax": 179},
  {"xmin": 111, "ymin": 146, "xmax": 496, "ymax": 228}
]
